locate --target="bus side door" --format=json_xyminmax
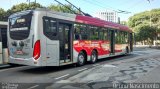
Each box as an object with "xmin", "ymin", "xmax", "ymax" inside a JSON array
[
  {"xmin": 109, "ymin": 30, "xmax": 115, "ymax": 55},
  {"xmin": 58, "ymin": 22, "xmax": 72, "ymax": 63}
]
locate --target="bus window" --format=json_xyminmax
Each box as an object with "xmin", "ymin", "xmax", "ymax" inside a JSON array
[
  {"xmin": 50, "ymin": 20, "xmax": 57, "ymax": 36},
  {"xmin": 74, "ymin": 24, "xmax": 81, "ymax": 40},
  {"xmin": 9, "ymin": 12, "xmax": 32, "ymax": 40},
  {"xmin": 103, "ymin": 28, "xmax": 108, "ymax": 40},
  {"xmin": 74, "ymin": 24, "xmax": 88, "ymax": 40},
  {"xmin": 43, "ymin": 17, "xmax": 57, "ymax": 40},
  {"xmin": 1, "ymin": 28, "xmax": 7, "ymax": 48},
  {"xmin": 125, "ymin": 32, "xmax": 129, "ymax": 43},
  {"xmin": 116, "ymin": 31, "xmax": 120, "ymax": 44},
  {"xmin": 89, "ymin": 26, "xmax": 99, "ymax": 40},
  {"xmin": 99, "ymin": 28, "xmax": 104, "ymax": 40}
]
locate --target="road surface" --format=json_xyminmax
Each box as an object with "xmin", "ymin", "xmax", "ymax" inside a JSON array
[{"xmin": 0, "ymin": 47, "xmax": 159, "ymax": 89}]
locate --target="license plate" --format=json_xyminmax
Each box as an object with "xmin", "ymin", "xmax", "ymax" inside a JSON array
[{"xmin": 16, "ymin": 51, "xmax": 23, "ymax": 55}]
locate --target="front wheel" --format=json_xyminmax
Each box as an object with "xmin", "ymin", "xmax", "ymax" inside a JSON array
[
  {"xmin": 77, "ymin": 52, "xmax": 86, "ymax": 66},
  {"xmin": 90, "ymin": 50, "xmax": 97, "ymax": 64}
]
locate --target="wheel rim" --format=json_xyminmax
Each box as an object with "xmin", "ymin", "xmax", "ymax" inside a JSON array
[
  {"xmin": 79, "ymin": 54, "xmax": 84, "ymax": 64},
  {"xmin": 91, "ymin": 53, "xmax": 96, "ymax": 62}
]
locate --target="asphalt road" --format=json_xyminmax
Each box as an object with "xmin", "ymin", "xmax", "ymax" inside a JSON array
[{"xmin": 0, "ymin": 47, "xmax": 155, "ymax": 89}]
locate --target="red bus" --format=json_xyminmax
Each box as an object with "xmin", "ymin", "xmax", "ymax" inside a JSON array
[{"xmin": 8, "ymin": 9, "xmax": 133, "ymax": 66}]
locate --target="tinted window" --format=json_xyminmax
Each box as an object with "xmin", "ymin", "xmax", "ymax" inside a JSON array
[
  {"xmin": 1, "ymin": 28, "xmax": 7, "ymax": 48},
  {"xmin": 89, "ymin": 26, "xmax": 99, "ymax": 40},
  {"xmin": 99, "ymin": 28, "xmax": 104, "ymax": 40},
  {"xmin": 9, "ymin": 12, "xmax": 32, "ymax": 40},
  {"xmin": 43, "ymin": 17, "xmax": 57, "ymax": 40},
  {"xmin": 74, "ymin": 24, "xmax": 88, "ymax": 40},
  {"xmin": 103, "ymin": 28, "xmax": 109, "ymax": 40}
]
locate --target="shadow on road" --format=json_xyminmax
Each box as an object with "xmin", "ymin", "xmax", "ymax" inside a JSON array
[
  {"xmin": 19, "ymin": 54, "xmax": 132, "ymax": 74},
  {"xmin": 19, "ymin": 64, "xmax": 76, "ymax": 74}
]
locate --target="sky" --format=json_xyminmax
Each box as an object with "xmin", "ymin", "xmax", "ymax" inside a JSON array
[{"xmin": 0, "ymin": 0, "xmax": 160, "ymax": 21}]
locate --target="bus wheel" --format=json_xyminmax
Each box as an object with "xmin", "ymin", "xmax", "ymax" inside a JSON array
[
  {"xmin": 77, "ymin": 52, "xmax": 86, "ymax": 66},
  {"xmin": 90, "ymin": 50, "xmax": 97, "ymax": 64}
]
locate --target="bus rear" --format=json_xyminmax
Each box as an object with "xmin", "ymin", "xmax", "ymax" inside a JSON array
[{"xmin": 8, "ymin": 10, "xmax": 41, "ymax": 66}]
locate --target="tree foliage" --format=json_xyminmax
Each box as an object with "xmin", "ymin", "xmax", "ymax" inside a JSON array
[
  {"xmin": 48, "ymin": 4, "xmax": 78, "ymax": 14},
  {"xmin": 0, "ymin": 2, "xmax": 43, "ymax": 21},
  {"xmin": 0, "ymin": 8, "xmax": 7, "ymax": 21},
  {"xmin": 0, "ymin": 2, "xmax": 79, "ymax": 21},
  {"xmin": 128, "ymin": 8, "xmax": 160, "ymax": 45},
  {"xmin": 134, "ymin": 24, "xmax": 156, "ymax": 44},
  {"xmin": 9, "ymin": 2, "xmax": 43, "ymax": 13}
]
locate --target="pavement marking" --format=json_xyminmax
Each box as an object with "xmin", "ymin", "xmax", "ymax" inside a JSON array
[
  {"xmin": 103, "ymin": 64, "xmax": 117, "ymax": 68},
  {"xmin": 93, "ymin": 64, "xmax": 100, "ymax": 67},
  {"xmin": 27, "ymin": 85, "xmax": 39, "ymax": 89},
  {"xmin": 78, "ymin": 68, "xmax": 88, "ymax": 72},
  {"xmin": 55, "ymin": 74, "xmax": 70, "ymax": 80}
]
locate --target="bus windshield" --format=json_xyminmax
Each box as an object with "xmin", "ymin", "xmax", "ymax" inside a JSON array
[{"xmin": 9, "ymin": 13, "xmax": 32, "ymax": 40}]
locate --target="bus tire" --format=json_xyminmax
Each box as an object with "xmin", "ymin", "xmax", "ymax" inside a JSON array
[
  {"xmin": 90, "ymin": 50, "xmax": 97, "ymax": 64},
  {"xmin": 77, "ymin": 52, "xmax": 86, "ymax": 66}
]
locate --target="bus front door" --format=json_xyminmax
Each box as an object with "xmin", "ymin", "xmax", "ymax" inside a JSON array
[
  {"xmin": 110, "ymin": 30, "xmax": 115, "ymax": 55},
  {"xmin": 59, "ymin": 23, "xmax": 72, "ymax": 63}
]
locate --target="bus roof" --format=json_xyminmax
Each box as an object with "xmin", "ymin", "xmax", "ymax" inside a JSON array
[
  {"xmin": 8, "ymin": 8, "xmax": 132, "ymax": 32},
  {"xmin": 75, "ymin": 15, "xmax": 132, "ymax": 32}
]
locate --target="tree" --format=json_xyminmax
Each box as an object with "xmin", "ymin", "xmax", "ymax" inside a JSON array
[
  {"xmin": 134, "ymin": 24, "xmax": 156, "ymax": 45},
  {"xmin": 0, "ymin": 2, "xmax": 43, "ymax": 21},
  {"xmin": 0, "ymin": 8, "xmax": 7, "ymax": 21},
  {"xmin": 128, "ymin": 9, "xmax": 160, "ymax": 28},
  {"xmin": 48, "ymin": 4, "xmax": 78, "ymax": 14},
  {"xmin": 128, "ymin": 8, "xmax": 160, "ymax": 45},
  {"xmin": 9, "ymin": 2, "xmax": 43, "ymax": 13},
  {"xmin": 120, "ymin": 21, "xmax": 127, "ymax": 25}
]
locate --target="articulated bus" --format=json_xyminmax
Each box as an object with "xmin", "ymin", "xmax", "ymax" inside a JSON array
[{"xmin": 8, "ymin": 8, "xmax": 133, "ymax": 66}]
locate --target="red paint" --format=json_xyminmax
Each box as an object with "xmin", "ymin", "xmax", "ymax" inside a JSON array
[
  {"xmin": 73, "ymin": 40, "xmax": 110, "ymax": 56},
  {"xmin": 73, "ymin": 40, "xmax": 125, "ymax": 56},
  {"xmin": 75, "ymin": 15, "xmax": 132, "ymax": 32},
  {"xmin": 115, "ymin": 44, "xmax": 123, "ymax": 52}
]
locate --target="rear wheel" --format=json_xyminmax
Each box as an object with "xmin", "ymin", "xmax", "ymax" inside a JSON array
[
  {"xmin": 90, "ymin": 50, "xmax": 97, "ymax": 64},
  {"xmin": 77, "ymin": 52, "xmax": 86, "ymax": 66}
]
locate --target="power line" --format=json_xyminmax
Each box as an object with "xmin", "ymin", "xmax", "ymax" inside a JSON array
[
  {"xmin": 65, "ymin": 0, "xmax": 92, "ymax": 16},
  {"xmin": 53, "ymin": 0, "xmax": 77, "ymax": 14},
  {"xmin": 85, "ymin": 0, "xmax": 131, "ymax": 14}
]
